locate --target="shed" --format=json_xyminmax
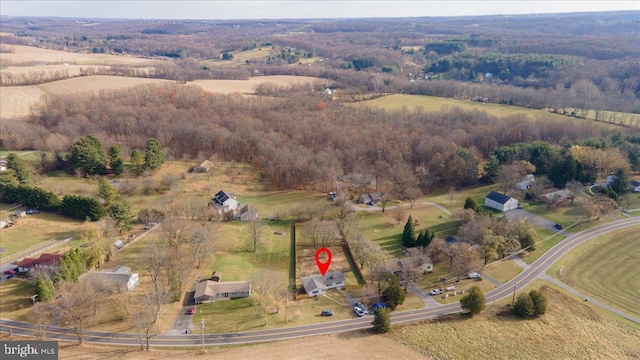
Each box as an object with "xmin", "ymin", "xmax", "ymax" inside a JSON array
[{"xmin": 484, "ymin": 191, "xmax": 518, "ymax": 212}]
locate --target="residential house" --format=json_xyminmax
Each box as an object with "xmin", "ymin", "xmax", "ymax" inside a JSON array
[
  {"xmin": 630, "ymin": 180, "xmax": 640, "ymax": 193},
  {"xmin": 322, "ymin": 88, "xmax": 333, "ymax": 96},
  {"xmin": 193, "ymin": 160, "xmax": 214, "ymax": 173},
  {"xmin": 384, "ymin": 256, "xmax": 433, "ymax": 280},
  {"xmin": 17, "ymin": 253, "xmax": 63, "ymax": 273},
  {"xmin": 209, "ymin": 190, "xmax": 240, "ymax": 212},
  {"xmin": 301, "ymin": 271, "xmax": 345, "ymax": 297},
  {"xmin": 485, "ymin": 191, "xmax": 518, "ymax": 212},
  {"xmin": 236, "ymin": 205, "xmax": 258, "ymax": 221},
  {"xmin": 516, "ymin": 174, "xmax": 535, "ymax": 190},
  {"xmin": 14, "ymin": 210, "xmax": 26, "ymax": 218},
  {"xmin": 194, "ymin": 280, "xmax": 251, "ymax": 303},
  {"xmin": 359, "ymin": 191, "xmax": 388, "ymax": 205},
  {"xmin": 87, "ymin": 265, "xmax": 139, "ymax": 292}
]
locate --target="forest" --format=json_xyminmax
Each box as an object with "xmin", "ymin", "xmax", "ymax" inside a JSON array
[{"xmin": 1, "ymin": 11, "xmax": 639, "ymax": 113}]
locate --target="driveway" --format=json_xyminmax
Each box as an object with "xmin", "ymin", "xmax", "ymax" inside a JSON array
[
  {"xmin": 503, "ymin": 208, "xmax": 562, "ymax": 233},
  {"xmin": 166, "ymin": 290, "xmax": 196, "ymax": 335}
]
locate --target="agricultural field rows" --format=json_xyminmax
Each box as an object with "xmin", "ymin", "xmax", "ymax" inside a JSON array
[{"xmin": 0, "ymin": 44, "xmax": 157, "ymax": 66}]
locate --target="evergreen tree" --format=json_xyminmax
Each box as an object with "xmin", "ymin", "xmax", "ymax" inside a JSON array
[
  {"xmin": 460, "ymin": 285, "xmax": 486, "ymax": 316},
  {"xmin": 130, "ymin": 150, "xmax": 143, "ymax": 177},
  {"xmin": 610, "ymin": 169, "xmax": 630, "ymax": 196},
  {"xmin": 68, "ymin": 135, "xmax": 107, "ymax": 175},
  {"xmin": 548, "ymin": 156, "xmax": 577, "ymax": 189},
  {"xmin": 372, "ymin": 308, "xmax": 391, "ymax": 333},
  {"xmin": 144, "ymin": 138, "xmax": 164, "ymax": 170},
  {"xmin": 383, "ymin": 275, "xmax": 405, "ymax": 310},
  {"xmin": 483, "ymin": 155, "xmax": 501, "ymax": 178},
  {"xmin": 98, "ymin": 177, "xmax": 118, "ymax": 206},
  {"xmin": 108, "ymin": 198, "xmax": 132, "ymax": 231},
  {"xmin": 463, "ymin": 197, "xmax": 477, "ymax": 211},
  {"xmin": 35, "ymin": 274, "xmax": 54, "ymax": 302},
  {"xmin": 529, "ymin": 290, "xmax": 547, "ymax": 315},
  {"xmin": 520, "ymin": 233, "xmax": 536, "ymax": 251},
  {"xmin": 514, "ymin": 293, "xmax": 535, "ymax": 318},
  {"xmin": 6, "ymin": 153, "xmax": 30, "ymax": 184},
  {"xmin": 415, "ymin": 230, "xmax": 424, "ymax": 247},
  {"xmin": 401, "ymin": 215, "xmax": 417, "ymax": 247},
  {"xmin": 416, "ymin": 229, "xmax": 434, "ymax": 248},
  {"xmin": 108, "ymin": 145, "xmax": 124, "ymax": 175},
  {"xmin": 0, "ymin": 171, "xmax": 20, "ymax": 188}
]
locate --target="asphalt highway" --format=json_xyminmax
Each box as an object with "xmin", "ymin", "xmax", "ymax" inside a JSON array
[{"xmin": 2, "ymin": 217, "xmax": 638, "ymax": 347}]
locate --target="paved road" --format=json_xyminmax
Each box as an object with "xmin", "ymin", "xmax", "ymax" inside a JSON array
[{"xmin": 2, "ymin": 217, "xmax": 639, "ymax": 346}]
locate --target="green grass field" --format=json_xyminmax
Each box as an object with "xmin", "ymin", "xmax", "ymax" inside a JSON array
[
  {"xmin": 392, "ymin": 284, "xmax": 640, "ymax": 359},
  {"xmin": 360, "ymin": 94, "xmax": 576, "ymax": 122},
  {"xmin": 549, "ymin": 225, "xmax": 640, "ymax": 319},
  {"xmin": 0, "ymin": 280, "xmax": 34, "ymax": 321},
  {"xmin": 481, "ymin": 259, "xmax": 523, "ymax": 284}
]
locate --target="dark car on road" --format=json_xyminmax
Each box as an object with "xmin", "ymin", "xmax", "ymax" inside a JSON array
[{"xmin": 554, "ymin": 223, "xmax": 563, "ymax": 230}]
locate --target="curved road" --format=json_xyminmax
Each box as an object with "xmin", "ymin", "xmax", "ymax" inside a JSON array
[{"xmin": 2, "ymin": 217, "xmax": 639, "ymax": 346}]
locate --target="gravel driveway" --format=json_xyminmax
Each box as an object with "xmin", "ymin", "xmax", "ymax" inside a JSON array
[{"xmin": 502, "ymin": 208, "xmax": 562, "ymax": 233}]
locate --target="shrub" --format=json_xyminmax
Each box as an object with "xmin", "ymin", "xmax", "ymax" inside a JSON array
[
  {"xmin": 372, "ymin": 308, "xmax": 391, "ymax": 333},
  {"xmin": 460, "ymin": 285, "xmax": 486, "ymax": 316}
]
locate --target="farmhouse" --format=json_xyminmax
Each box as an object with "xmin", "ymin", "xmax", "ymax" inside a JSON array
[
  {"xmin": 301, "ymin": 271, "xmax": 345, "ymax": 297},
  {"xmin": 516, "ymin": 174, "xmax": 535, "ymax": 190},
  {"xmin": 86, "ymin": 265, "xmax": 139, "ymax": 292},
  {"xmin": 192, "ymin": 160, "xmax": 214, "ymax": 173},
  {"xmin": 485, "ymin": 191, "xmax": 518, "ymax": 212},
  {"xmin": 194, "ymin": 280, "xmax": 251, "ymax": 303},
  {"xmin": 17, "ymin": 253, "xmax": 63, "ymax": 273},
  {"xmin": 209, "ymin": 190, "xmax": 240, "ymax": 212},
  {"xmin": 359, "ymin": 191, "xmax": 388, "ymax": 205}
]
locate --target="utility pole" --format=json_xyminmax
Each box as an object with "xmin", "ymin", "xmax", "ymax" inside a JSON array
[
  {"xmin": 512, "ymin": 283, "xmax": 517, "ymax": 306},
  {"xmin": 201, "ymin": 318, "xmax": 205, "ymax": 351}
]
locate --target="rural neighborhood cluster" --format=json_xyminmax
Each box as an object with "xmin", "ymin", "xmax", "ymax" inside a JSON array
[{"xmin": 0, "ymin": 8, "xmax": 638, "ymax": 360}]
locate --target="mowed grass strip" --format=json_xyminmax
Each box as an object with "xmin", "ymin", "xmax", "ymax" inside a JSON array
[
  {"xmin": 552, "ymin": 225, "xmax": 640, "ymax": 319},
  {"xmin": 481, "ymin": 259, "xmax": 523, "ymax": 284},
  {"xmin": 392, "ymin": 285, "xmax": 640, "ymax": 360}
]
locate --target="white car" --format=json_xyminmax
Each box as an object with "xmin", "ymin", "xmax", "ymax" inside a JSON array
[
  {"xmin": 429, "ymin": 289, "xmax": 443, "ymax": 296},
  {"xmin": 445, "ymin": 285, "xmax": 457, "ymax": 291},
  {"xmin": 467, "ymin": 272, "xmax": 481, "ymax": 279}
]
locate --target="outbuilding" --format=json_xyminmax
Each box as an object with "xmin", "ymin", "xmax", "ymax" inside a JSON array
[{"xmin": 484, "ymin": 191, "xmax": 518, "ymax": 212}]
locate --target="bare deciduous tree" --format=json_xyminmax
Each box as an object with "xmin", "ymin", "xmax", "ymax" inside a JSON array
[
  {"xmin": 303, "ymin": 218, "xmax": 336, "ymax": 250},
  {"xmin": 247, "ymin": 218, "xmax": 264, "ymax": 252},
  {"xmin": 392, "ymin": 205, "xmax": 406, "ymax": 225},
  {"xmin": 54, "ymin": 281, "xmax": 97, "ymax": 344}
]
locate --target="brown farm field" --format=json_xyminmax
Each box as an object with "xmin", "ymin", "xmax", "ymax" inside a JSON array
[
  {"xmin": 192, "ymin": 75, "xmax": 325, "ymax": 95},
  {"xmin": 0, "ymin": 45, "xmax": 157, "ymax": 66}
]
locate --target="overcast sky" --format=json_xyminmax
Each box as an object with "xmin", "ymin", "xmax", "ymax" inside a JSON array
[{"xmin": 1, "ymin": 1, "xmax": 638, "ymax": 20}]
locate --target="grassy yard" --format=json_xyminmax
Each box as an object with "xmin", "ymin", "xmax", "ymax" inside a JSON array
[
  {"xmin": 519, "ymin": 227, "xmax": 565, "ymax": 264},
  {"xmin": 392, "ymin": 284, "xmax": 640, "ymax": 360},
  {"xmin": 425, "ymin": 183, "xmax": 496, "ymax": 212},
  {"xmin": 481, "ymin": 259, "xmax": 523, "ymax": 284},
  {"xmin": 548, "ymin": 225, "xmax": 640, "ymax": 320},
  {"xmin": 0, "ymin": 212, "xmax": 82, "ymax": 261},
  {"xmin": 0, "ymin": 279, "xmax": 34, "ymax": 321}
]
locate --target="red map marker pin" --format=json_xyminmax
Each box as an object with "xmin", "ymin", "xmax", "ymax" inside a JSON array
[{"xmin": 315, "ymin": 247, "xmax": 332, "ymax": 276}]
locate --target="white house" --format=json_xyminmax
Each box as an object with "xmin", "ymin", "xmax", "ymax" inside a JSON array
[
  {"xmin": 87, "ymin": 265, "xmax": 139, "ymax": 292},
  {"xmin": 485, "ymin": 191, "xmax": 518, "ymax": 212},
  {"xmin": 210, "ymin": 190, "xmax": 240, "ymax": 212},
  {"xmin": 194, "ymin": 280, "xmax": 251, "ymax": 303},
  {"xmin": 301, "ymin": 271, "xmax": 345, "ymax": 297},
  {"xmin": 516, "ymin": 174, "xmax": 535, "ymax": 190}
]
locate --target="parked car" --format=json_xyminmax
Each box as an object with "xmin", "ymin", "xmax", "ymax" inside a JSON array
[
  {"xmin": 353, "ymin": 306, "xmax": 365, "ymax": 317},
  {"xmin": 320, "ymin": 310, "xmax": 334, "ymax": 316},
  {"xmin": 354, "ymin": 302, "xmax": 368, "ymax": 314},
  {"xmin": 445, "ymin": 285, "xmax": 457, "ymax": 291},
  {"xmin": 430, "ymin": 289, "xmax": 443, "ymax": 296},
  {"xmin": 143, "ymin": 223, "xmax": 157, "ymax": 230},
  {"xmin": 467, "ymin": 272, "xmax": 481, "ymax": 279},
  {"xmin": 3, "ymin": 269, "xmax": 16, "ymax": 275},
  {"xmin": 26, "ymin": 209, "xmax": 40, "ymax": 215},
  {"xmin": 371, "ymin": 303, "xmax": 387, "ymax": 311},
  {"xmin": 554, "ymin": 223, "xmax": 563, "ymax": 230},
  {"xmin": 186, "ymin": 307, "xmax": 196, "ymax": 315}
]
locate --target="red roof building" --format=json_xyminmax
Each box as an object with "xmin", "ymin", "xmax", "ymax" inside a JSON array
[{"xmin": 17, "ymin": 253, "xmax": 63, "ymax": 272}]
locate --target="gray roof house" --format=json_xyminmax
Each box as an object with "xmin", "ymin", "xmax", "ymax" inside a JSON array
[
  {"xmin": 485, "ymin": 191, "xmax": 518, "ymax": 212},
  {"xmin": 194, "ymin": 280, "xmax": 251, "ymax": 303},
  {"xmin": 87, "ymin": 265, "xmax": 139, "ymax": 292},
  {"xmin": 301, "ymin": 271, "xmax": 345, "ymax": 297},
  {"xmin": 358, "ymin": 191, "xmax": 388, "ymax": 205},
  {"xmin": 236, "ymin": 205, "xmax": 258, "ymax": 221}
]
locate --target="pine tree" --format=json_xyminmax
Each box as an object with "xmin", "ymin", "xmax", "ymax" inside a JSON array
[
  {"xmin": 6, "ymin": 153, "xmax": 30, "ymax": 184},
  {"xmin": 463, "ymin": 197, "xmax": 477, "ymax": 211},
  {"xmin": 108, "ymin": 145, "xmax": 124, "ymax": 175},
  {"xmin": 460, "ymin": 285, "xmax": 486, "ymax": 316},
  {"xmin": 35, "ymin": 274, "xmax": 54, "ymax": 301},
  {"xmin": 402, "ymin": 215, "xmax": 417, "ymax": 247},
  {"xmin": 130, "ymin": 150, "xmax": 143, "ymax": 177},
  {"xmin": 372, "ymin": 308, "xmax": 391, "ymax": 333},
  {"xmin": 144, "ymin": 138, "xmax": 164, "ymax": 170},
  {"xmin": 383, "ymin": 275, "xmax": 405, "ymax": 310}
]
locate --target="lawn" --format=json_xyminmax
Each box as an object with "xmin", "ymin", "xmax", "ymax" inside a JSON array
[
  {"xmin": 0, "ymin": 212, "xmax": 83, "ymax": 261},
  {"xmin": 425, "ymin": 183, "xmax": 496, "ymax": 212},
  {"xmin": 548, "ymin": 225, "xmax": 640, "ymax": 319},
  {"xmin": 392, "ymin": 284, "xmax": 640, "ymax": 360},
  {"xmin": 0, "ymin": 279, "xmax": 35, "ymax": 321},
  {"xmin": 481, "ymin": 259, "xmax": 523, "ymax": 284},
  {"xmin": 519, "ymin": 227, "xmax": 565, "ymax": 264}
]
